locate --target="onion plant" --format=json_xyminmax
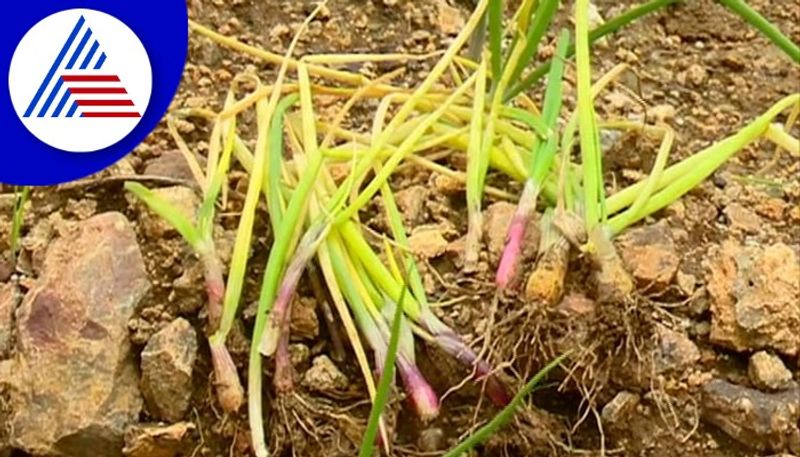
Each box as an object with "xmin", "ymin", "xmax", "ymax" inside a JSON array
[
  {"xmin": 125, "ymin": 78, "xmax": 244, "ymax": 412},
  {"xmin": 9, "ymin": 186, "xmax": 30, "ymax": 266},
  {"xmin": 163, "ymin": 0, "xmax": 800, "ymax": 454}
]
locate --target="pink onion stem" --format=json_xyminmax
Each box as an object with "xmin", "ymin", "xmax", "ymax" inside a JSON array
[{"xmin": 496, "ymin": 180, "xmax": 539, "ymax": 290}]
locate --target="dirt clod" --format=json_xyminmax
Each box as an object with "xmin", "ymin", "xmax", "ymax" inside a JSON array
[
  {"xmin": 143, "ymin": 150, "xmax": 196, "ymax": 182},
  {"xmin": 123, "ymin": 422, "xmax": 195, "ymax": 457},
  {"xmin": 618, "ymin": 221, "xmax": 680, "ymax": 290},
  {"xmin": 0, "ymin": 262, "xmax": 11, "ymax": 283},
  {"xmin": 418, "ymin": 427, "xmax": 445, "ymax": 452},
  {"xmin": 0, "ymin": 283, "xmax": 17, "ymax": 355},
  {"xmin": 6, "ymin": 212, "xmax": 149, "ymax": 457},
  {"xmin": 135, "ymin": 186, "xmax": 200, "ymax": 239},
  {"xmin": 724, "ymin": 203, "xmax": 762, "ymax": 233},
  {"xmin": 302, "ymin": 355, "xmax": 349, "ymax": 395},
  {"xmin": 141, "ymin": 318, "xmax": 198, "ymax": 422},
  {"xmin": 655, "ymin": 325, "xmax": 701, "ymax": 374},
  {"xmin": 290, "ymin": 297, "xmax": 319, "ymax": 341},
  {"xmin": 409, "ymin": 226, "xmax": 449, "ymax": 259},
  {"xmin": 701, "ymin": 379, "xmax": 800, "ymax": 453},
  {"xmin": 748, "ymin": 351, "xmax": 793, "ymax": 392},
  {"xmin": 602, "ymin": 391, "xmax": 640, "ymax": 426},
  {"xmin": 394, "ymin": 185, "xmax": 429, "ymax": 225},
  {"xmin": 706, "ymin": 241, "xmax": 800, "ymax": 356}
]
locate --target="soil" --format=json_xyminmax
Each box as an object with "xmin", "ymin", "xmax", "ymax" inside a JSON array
[{"xmin": 1, "ymin": 1, "xmax": 799, "ymax": 456}]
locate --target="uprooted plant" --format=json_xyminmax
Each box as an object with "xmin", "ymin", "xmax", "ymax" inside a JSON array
[{"xmin": 127, "ymin": 0, "xmax": 799, "ymax": 454}]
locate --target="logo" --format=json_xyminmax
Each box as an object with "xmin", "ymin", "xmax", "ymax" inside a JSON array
[
  {"xmin": 1, "ymin": 1, "xmax": 187, "ymax": 185},
  {"xmin": 9, "ymin": 9, "xmax": 152, "ymax": 153}
]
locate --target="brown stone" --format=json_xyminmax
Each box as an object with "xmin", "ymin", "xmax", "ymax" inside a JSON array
[
  {"xmin": 618, "ymin": 221, "xmax": 680, "ymax": 290},
  {"xmin": 123, "ymin": 422, "xmax": 194, "ymax": 457},
  {"xmin": 749, "ymin": 351, "xmax": 793, "ymax": 392},
  {"xmin": 724, "ymin": 203, "xmax": 762, "ymax": 233},
  {"xmin": 302, "ymin": 355, "xmax": 348, "ymax": 394},
  {"xmin": 143, "ymin": 150, "xmax": 195, "ymax": 181},
  {"xmin": 0, "ymin": 283, "xmax": 17, "ymax": 355},
  {"xmin": 290, "ymin": 297, "xmax": 319, "ymax": 341},
  {"xmin": 141, "ymin": 318, "xmax": 197, "ymax": 422},
  {"xmin": 6, "ymin": 212, "xmax": 149, "ymax": 457},
  {"xmin": 394, "ymin": 185, "xmax": 429, "ymax": 225},
  {"xmin": 409, "ymin": 226, "xmax": 449, "ymax": 259},
  {"xmin": 706, "ymin": 241, "xmax": 800, "ymax": 356},
  {"xmin": 136, "ymin": 186, "xmax": 199, "ymax": 239}
]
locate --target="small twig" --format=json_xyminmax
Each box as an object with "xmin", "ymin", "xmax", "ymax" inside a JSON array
[{"xmin": 57, "ymin": 174, "xmax": 198, "ymax": 191}]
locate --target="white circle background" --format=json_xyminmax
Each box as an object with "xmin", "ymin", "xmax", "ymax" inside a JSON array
[{"xmin": 8, "ymin": 9, "xmax": 152, "ymax": 153}]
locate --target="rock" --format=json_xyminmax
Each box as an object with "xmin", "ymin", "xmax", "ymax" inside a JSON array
[
  {"xmin": 435, "ymin": 0, "xmax": 465, "ymax": 35},
  {"xmin": 302, "ymin": 355, "xmax": 349, "ymax": 394},
  {"xmin": 289, "ymin": 343, "xmax": 310, "ymax": 367},
  {"xmin": 123, "ymin": 422, "xmax": 194, "ymax": 457},
  {"xmin": 143, "ymin": 150, "xmax": 195, "ymax": 181},
  {"xmin": 7, "ymin": 212, "xmax": 149, "ymax": 457},
  {"xmin": 0, "ymin": 261, "xmax": 11, "ymax": 283},
  {"xmin": 755, "ymin": 197, "xmax": 788, "ymax": 221},
  {"xmin": 724, "ymin": 203, "xmax": 762, "ymax": 233},
  {"xmin": 618, "ymin": 221, "xmax": 680, "ymax": 290},
  {"xmin": 432, "ymin": 173, "xmax": 462, "ymax": 194},
  {"xmin": 290, "ymin": 297, "xmax": 319, "ymax": 341},
  {"xmin": 676, "ymin": 270, "xmax": 696, "ymax": 296},
  {"xmin": 483, "ymin": 202, "xmax": 539, "ymax": 262},
  {"xmin": 409, "ymin": 226, "xmax": 449, "ymax": 259},
  {"xmin": 418, "ymin": 427, "xmax": 445, "ymax": 452},
  {"xmin": 556, "ymin": 293, "xmax": 595, "ymax": 317},
  {"xmin": 602, "ymin": 391, "xmax": 640, "ymax": 426},
  {"xmin": 683, "ymin": 63, "xmax": 707, "ymax": 86},
  {"xmin": 749, "ymin": 351, "xmax": 793, "ymax": 392},
  {"xmin": 0, "ymin": 283, "xmax": 18, "ymax": 355},
  {"xmin": 136, "ymin": 186, "xmax": 200, "ymax": 239},
  {"xmin": 140, "ymin": 318, "xmax": 198, "ymax": 422},
  {"xmin": 650, "ymin": 104, "xmax": 676, "ymax": 123},
  {"xmin": 701, "ymin": 379, "xmax": 800, "ymax": 453},
  {"xmin": 654, "ymin": 326, "xmax": 700, "ymax": 374},
  {"xmin": 394, "ymin": 185, "xmax": 428, "ymax": 225},
  {"xmin": 706, "ymin": 241, "xmax": 800, "ymax": 356}
]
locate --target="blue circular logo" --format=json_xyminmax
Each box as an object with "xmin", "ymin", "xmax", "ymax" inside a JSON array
[{"xmin": 2, "ymin": 1, "xmax": 188, "ymax": 185}]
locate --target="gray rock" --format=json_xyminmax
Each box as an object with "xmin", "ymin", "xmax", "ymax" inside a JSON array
[
  {"xmin": 6, "ymin": 212, "xmax": 150, "ymax": 457},
  {"xmin": 0, "ymin": 283, "xmax": 18, "ymax": 355},
  {"xmin": 141, "ymin": 318, "xmax": 197, "ymax": 422},
  {"xmin": 702, "ymin": 379, "xmax": 800, "ymax": 453},
  {"xmin": 749, "ymin": 351, "xmax": 793, "ymax": 392},
  {"xmin": 654, "ymin": 326, "xmax": 700, "ymax": 374}
]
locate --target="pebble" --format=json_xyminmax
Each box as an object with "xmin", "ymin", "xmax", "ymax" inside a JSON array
[
  {"xmin": 140, "ymin": 318, "xmax": 198, "ymax": 422},
  {"xmin": 302, "ymin": 355, "xmax": 349, "ymax": 394},
  {"xmin": 748, "ymin": 351, "xmax": 793, "ymax": 392}
]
